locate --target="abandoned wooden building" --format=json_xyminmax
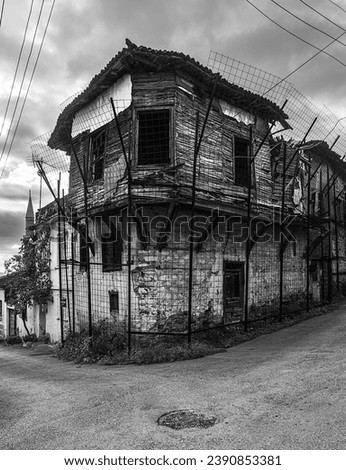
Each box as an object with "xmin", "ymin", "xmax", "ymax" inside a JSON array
[{"xmin": 22, "ymin": 39, "xmax": 346, "ymax": 342}]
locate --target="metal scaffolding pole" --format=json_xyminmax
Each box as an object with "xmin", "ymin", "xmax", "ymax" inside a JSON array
[
  {"xmin": 333, "ymin": 182, "xmax": 340, "ymax": 291},
  {"xmin": 279, "ymin": 142, "xmax": 287, "ymax": 319},
  {"xmin": 187, "ymin": 81, "xmax": 218, "ymax": 344},
  {"xmin": 319, "ymin": 169, "xmax": 325, "ymax": 301},
  {"xmin": 110, "ymin": 98, "xmax": 133, "ymax": 354},
  {"xmin": 62, "ymin": 190, "xmax": 71, "ymax": 334},
  {"xmin": 244, "ymin": 125, "xmax": 253, "ymax": 332},
  {"xmin": 188, "ymin": 112, "xmax": 200, "ymax": 343},
  {"xmin": 83, "ymin": 153, "xmax": 93, "ymax": 338},
  {"xmin": 70, "ymin": 213, "xmax": 76, "ymax": 335},
  {"xmin": 57, "ymin": 178, "xmax": 64, "ymax": 343},
  {"xmin": 327, "ymin": 165, "xmax": 332, "ymax": 302},
  {"xmin": 306, "ymin": 159, "xmax": 311, "ymax": 312}
]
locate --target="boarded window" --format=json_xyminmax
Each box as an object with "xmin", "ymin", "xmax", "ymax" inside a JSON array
[
  {"xmin": 109, "ymin": 290, "xmax": 119, "ymax": 317},
  {"xmin": 137, "ymin": 109, "xmax": 170, "ymax": 165},
  {"xmin": 79, "ymin": 225, "xmax": 88, "ymax": 271},
  {"xmin": 101, "ymin": 216, "xmax": 122, "ymax": 272},
  {"xmin": 234, "ymin": 137, "xmax": 250, "ymax": 187},
  {"xmin": 90, "ymin": 128, "xmax": 106, "ymax": 181}
]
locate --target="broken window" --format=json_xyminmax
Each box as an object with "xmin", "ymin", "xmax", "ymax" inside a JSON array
[
  {"xmin": 101, "ymin": 216, "xmax": 122, "ymax": 272},
  {"xmin": 234, "ymin": 137, "xmax": 250, "ymax": 187},
  {"xmin": 137, "ymin": 109, "xmax": 170, "ymax": 165},
  {"xmin": 90, "ymin": 128, "xmax": 106, "ymax": 181},
  {"xmin": 109, "ymin": 290, "xmax": 119, "ymax": 317},
  {"xmin": 79, "ymin": 225, "xmax": 88, "ymax": 272}
]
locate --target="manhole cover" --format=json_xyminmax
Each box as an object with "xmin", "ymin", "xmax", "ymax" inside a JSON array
[{"xmin": 158, "ymin": 410, "xmax": 217, "ymax": 430}]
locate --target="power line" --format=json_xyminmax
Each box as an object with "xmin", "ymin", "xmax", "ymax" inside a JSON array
[
  {"xmin": 201, "ymin": 26, "xmax": 346, "ymax": 160},
  {"xmin": 269, "ymin": 0, "xmax": 346, "ymax": 47},
  {"xmin": 327, "ymin": 0, "xmax": 346, "ymax": 14},
  {"xmin": 0, "ymin": 0, "xmax": 45, "ymax": 168},
  {"xmin": 245, "ymin": 0, "xmax": 346, "ymax": 67},
  {"xmin": 299, "ymin": 0, "xmax": 346, "ymax": 31},
  {"xmin": 0, "ymin": 0, "xmax": 5, "ymax": 27},
  {"xmin": 0, "ymin": 0, "xmax": 35, "ymax": 137},
  {"xmin": 0, "ymin": 0, "xmax": 56, "ymax": 180}
]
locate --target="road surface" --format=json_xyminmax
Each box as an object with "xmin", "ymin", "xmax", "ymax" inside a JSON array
[{"xmin": 0, "ymin": 303, "xmax": 345, "ymax": 449}]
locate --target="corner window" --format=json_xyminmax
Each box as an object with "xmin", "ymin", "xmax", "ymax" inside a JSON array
[
  {"xmin": 137, "ymin": 109, "xmax": 170, "ymax": 165},
  {"xmin": 101, "ymin": 216, "xmax": 122, "ymax": 272},
  {"xmin": 234, "ymin": 137, "xmax": 250, "ymax": 187},
  {"xmin": 90, "ymin": 128, "xmax": 106, "ymax": 181}
]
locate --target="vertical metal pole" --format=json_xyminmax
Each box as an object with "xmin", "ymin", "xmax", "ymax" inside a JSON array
[
  {"xmin": 110, "ymin": 99, "xmax": 132, "ymax": 354},
  {"xmin": 333, "ymin": 182, "xmax": 340, "ymax": 291},
  {"xmin": 127, "ymin": 154, "xmax": 132, "ymax": 356},
  {"xmin": 279, "ymin": 142, "xmax": 287, "ymax": 319},
  {"xmin": 83, "ymin": 154, "xmax": 93, "ymax": 337},
  {"xmin": 71, "ymin": 212, "xmax": 76, "ymax": 335},
  {"xmin": 62, "ymin": 190, "xmax": 71, "ymax": 334},
  {"xmin": 188, "ymin": 112, "xmax": 200, "ymax": 344},
  {"xmin": 319, "ymin": 169, "xmax": 325, "ymax": 300},
  {"xmin": 327, "ymin": 165, "xmax": 332, "ymax": 302},
  {"xmin": 57, "ymin": 177, "xmax": 64, "ymax": 343},
  {"xmin": 306, "ymin": 159, "xmax": 311, "ymax": 312},
  {"xmin": 244, "ymin": 126, "xmax": 253, "ymax": 332}
]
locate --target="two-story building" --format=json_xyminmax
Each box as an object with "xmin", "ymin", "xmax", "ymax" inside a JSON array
[{"xmin": 30, "ymin": 40, "xmax": 346, "ymax": 341}]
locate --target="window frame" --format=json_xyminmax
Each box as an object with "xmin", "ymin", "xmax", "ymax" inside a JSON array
[
  {"xmin": 134, "ymin": 106, "xmax": 174, "ymax": 168},
  {"xmin": 233, "ymin": 135, "xmax": 252, "ymax": 188},
  {"xmin": 89, "ymin": 126, "xmax": 107, "ymax": 182},
  {"xmin": 101, "ymin": 215, "xmax": 123, "ymax": 272}
]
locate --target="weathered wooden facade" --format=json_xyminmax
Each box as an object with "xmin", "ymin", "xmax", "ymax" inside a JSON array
[{"xmin": 36, "ymin": 40, "xmax": 346, "ymax": 340}]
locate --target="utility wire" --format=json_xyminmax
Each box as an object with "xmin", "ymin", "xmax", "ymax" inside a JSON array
[
  {"xmin": 299, "ymin": 0, "xmax": 346, "ymax": 31},
  {"xmin": 245, "ymin": 0, "xmax": 346, "ymax": 67},
  {"xmin": 0, "ymin": 0, "xmax": 5, "ymax": 27},
  {"xmin": 0, "ymin": 0, "xmax": 56, "ymax": 180},
  {"xmin": 269, "ymin": 0, "xmax": 346, "ymax": 47},
  {"xmin": 0, "ymin": 0, "xmax": 35, "ymax": 137},
  {"xmin": 0, "ymin": 0, "xmax": 45, "ymax": 169},
  {"xmin": 327, "ymin": 0, "xmax": 346, "ymax": 14}
]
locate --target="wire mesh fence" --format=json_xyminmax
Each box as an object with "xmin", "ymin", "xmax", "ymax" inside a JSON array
[{"xmin": 30, "ymin": 54, "xmax": 346, "ymax": 352}]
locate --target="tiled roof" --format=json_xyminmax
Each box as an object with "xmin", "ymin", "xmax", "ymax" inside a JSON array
[{"xmin": 48, "ymin": 39, "xmax": 288, "ymax": 151}]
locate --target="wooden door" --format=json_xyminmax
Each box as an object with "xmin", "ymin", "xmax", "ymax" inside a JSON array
[{"xmin": 224, "ymin": 262, "xmax": 244, "ymax": 324}]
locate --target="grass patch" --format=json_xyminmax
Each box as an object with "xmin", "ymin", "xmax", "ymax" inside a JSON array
[{"xmin": 56, "ymin": 300, "xmax": 339, "ymax": 366}]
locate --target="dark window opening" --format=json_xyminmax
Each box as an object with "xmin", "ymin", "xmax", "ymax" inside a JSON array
[
  {"xmin": 234, "ymin": 137, "xmax": 250, "ymax": 187},
  {"xmin": 90, "ymin": 129, "xmax": 106, "ymax": 181},
  {"xmin": 0, "ymin": 300, "xmax": 2, "ymax": 321},
  {"xmin": 79, "ymin": 225, "xmax": 88, "ymax": 271},
  {"xmin": 102, "ymin": 216, "xmax": 122, "ymax": 272},
  {"xmin": 137, "ymin": 109, "xmax": 170, "ymax": 165},
  {"xmin": 109, "ymin": 290, "xmax": 119, "ymax": 317}
]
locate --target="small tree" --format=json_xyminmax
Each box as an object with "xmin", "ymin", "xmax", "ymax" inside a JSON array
[{"xmin": 5, "ymin": 225, "xmax": 52, "ymax": 335}]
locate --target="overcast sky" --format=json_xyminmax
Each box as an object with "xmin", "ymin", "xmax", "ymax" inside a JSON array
[{"xmin": 0, "ymin": 0, "xmax": 346, "ymax": 272}]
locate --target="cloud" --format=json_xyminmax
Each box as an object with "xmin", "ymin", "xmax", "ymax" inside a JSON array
[{"xmin": 1, "ymin": 0, "xmax": 346, "ymax": 270}]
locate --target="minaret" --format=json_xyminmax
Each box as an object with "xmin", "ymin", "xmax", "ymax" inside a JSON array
[{"xmin": 25, "ymin": 190, "xmax": 34, "ymax": 235}]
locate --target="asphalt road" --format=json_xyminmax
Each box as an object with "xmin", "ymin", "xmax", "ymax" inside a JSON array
[{"xmin": 0, "ymin": 303, "xmax": 345, "ymax": 450}]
